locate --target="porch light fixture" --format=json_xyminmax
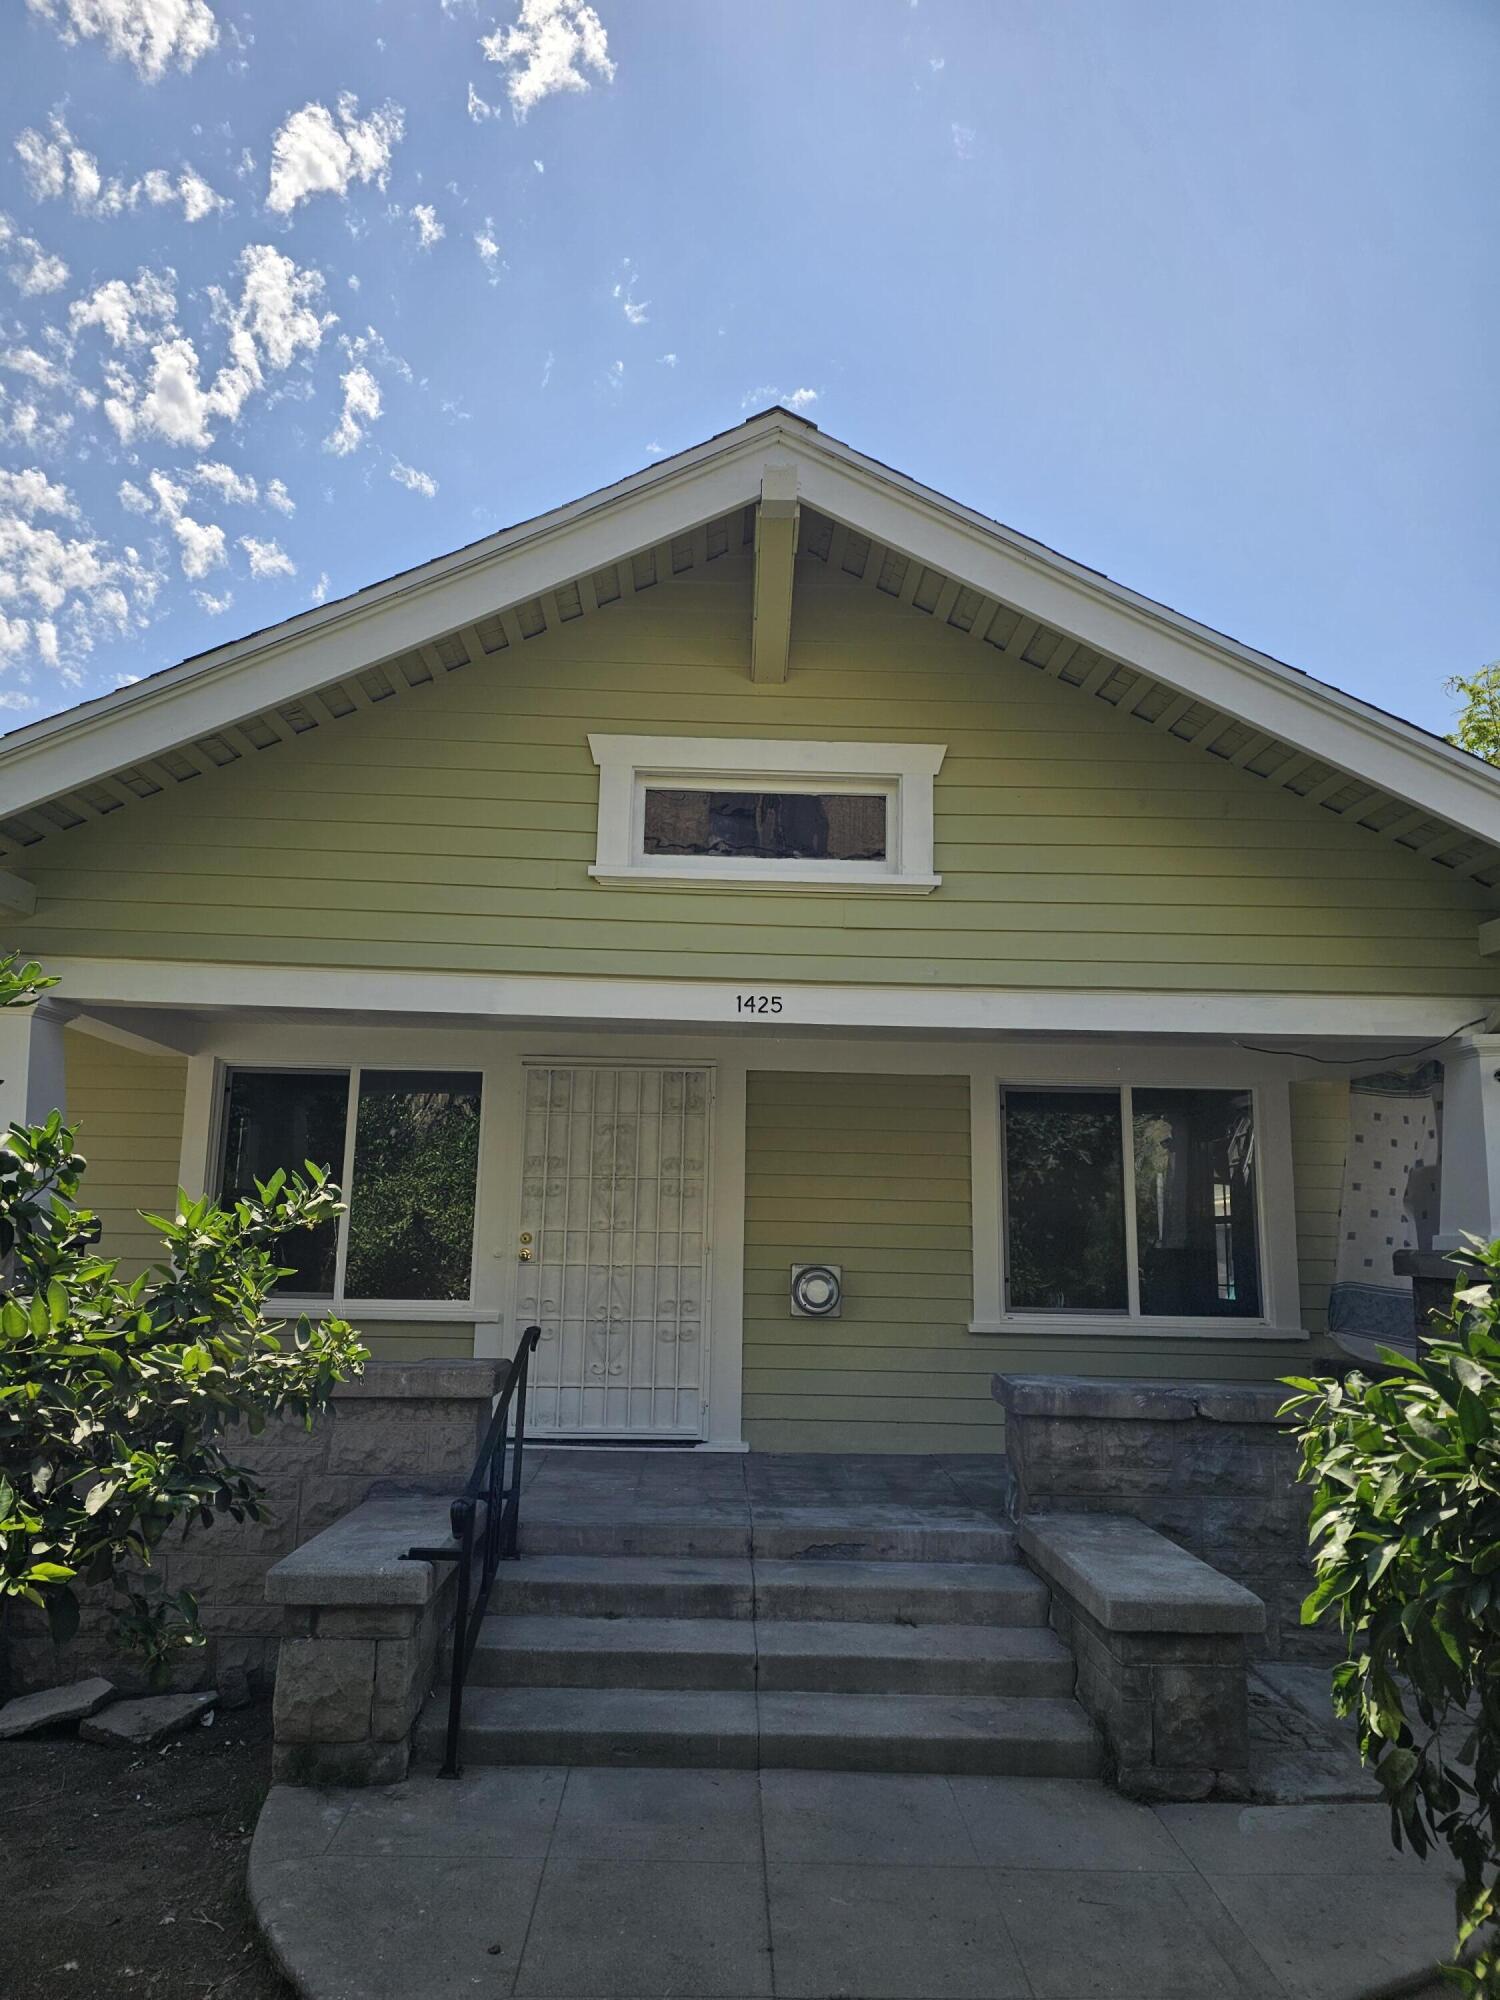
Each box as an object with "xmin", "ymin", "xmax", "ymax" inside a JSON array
[{"xmin": 791, "ymin": 1263, "xmax": 843, "ymax": 1317}]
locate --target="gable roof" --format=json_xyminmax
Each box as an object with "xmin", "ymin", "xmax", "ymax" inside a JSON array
[{"xmin": 4, "ymin": 406, "xmax": 1499, "ymax": 888}]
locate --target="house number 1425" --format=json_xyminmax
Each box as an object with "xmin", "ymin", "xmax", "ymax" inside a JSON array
[{"xmin": 736, "ymin": 994, "xmax": 784, "ymax": 1015}]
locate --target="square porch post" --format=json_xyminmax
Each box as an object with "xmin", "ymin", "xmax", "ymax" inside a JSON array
[{"xmin": 1435, "ymin": 1032, "xmax": 1500, "ymax": 1250}]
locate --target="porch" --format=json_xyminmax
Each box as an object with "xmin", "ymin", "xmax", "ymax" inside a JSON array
[{"xmin": 6, "ymin": 984, "xmax": 1483, "ymax": 1460}]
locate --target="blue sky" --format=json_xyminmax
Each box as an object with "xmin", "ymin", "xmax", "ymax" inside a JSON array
[{"xmin": 0, "ymin": 0, "xmax": 1494, "ymax": 734}]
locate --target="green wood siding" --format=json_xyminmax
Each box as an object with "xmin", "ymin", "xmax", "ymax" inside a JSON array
[
  {"xmin": 744, "ymin": 1068, "xmax": 1348, "ymax": 1453},
  {"xmin": 1290, "ymin": 1078, "xmax": 1350, "ymax": 1344},
  {"xmin": 743, "ymin": 1070, "xmax": 994, "ymax": 1453},
  {"xmin": 63, "ymin": 1030, "xmax": 186, "ymax": 1279},
  {"xmin": 10, "ymin": 549, "xmax": 1495, "ymax": 995}
]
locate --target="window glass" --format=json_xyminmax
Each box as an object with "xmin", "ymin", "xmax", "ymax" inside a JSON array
[
  {"xmin": 220, "ymin": 1070, "xmax": 348, "ymax": 1295},
  {"xmin": 1133, "ymin": 1088, "xmax": 1260, "ymax": 1317},
  {"xmin": 344, "ymin": 1071, "xmax": 482, "ymax": 1301},
  {"xmin": 1003, "ymin": 1089, "xmax": 1128, "ymax": 1311},
  {"xmin": 642, "ymin": 788, "xmax": 887, "ymax": 861}
]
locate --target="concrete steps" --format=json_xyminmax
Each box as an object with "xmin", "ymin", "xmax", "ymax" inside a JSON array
[
  {"xmin": 417, "ymin": 1494, "xmax": 1099, "ymax": 1778},
  {"xmin": 416, "ymin": 1685, "xmax": 1101, "ymax": 1777},
  {"xmin": 467, "ymin": 1613, "xmax": 1076, "ymax": 1696}
]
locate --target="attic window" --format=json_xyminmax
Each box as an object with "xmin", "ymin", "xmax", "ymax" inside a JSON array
[{"xmin": 587, "ymin": 735, "xmax": 944, "ymax": 894}]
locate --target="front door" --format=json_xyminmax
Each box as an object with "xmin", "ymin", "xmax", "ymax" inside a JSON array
[{"xmin": 517, "ymin": 1064, "xmax": 712, "ymax": 1438}]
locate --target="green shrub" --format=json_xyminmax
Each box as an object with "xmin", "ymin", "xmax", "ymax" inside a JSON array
[
  {"xmin": 1284, "ymin": 1243, "xmax": 1500, "ymax": 1993},
  {"xmin": 0, "ymin": 955, "xmax": 368, "ymax": 1674}
]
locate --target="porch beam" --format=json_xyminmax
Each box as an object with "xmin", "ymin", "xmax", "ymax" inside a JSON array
[
  {"xmin": 30, "ymin": 953, "xmax": 1479, "ymax": 1045},
  {"xmin": 750, "ymin": 463, "xmax": 800, "ymax": 684}
]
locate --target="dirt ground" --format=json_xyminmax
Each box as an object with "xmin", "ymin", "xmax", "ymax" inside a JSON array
[{"xmin": 1, "ymin": 1698, "xmax": 293, "ymax": 2000}]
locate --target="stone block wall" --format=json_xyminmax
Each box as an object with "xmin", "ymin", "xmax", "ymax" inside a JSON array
[
  {"xmin": 994, "ymin": 1373, "xmax": 1329, "ymax": 1660},
  {"xmin": 0, "ymin": 1361, "xmax": 503, "ymax": 1699}
]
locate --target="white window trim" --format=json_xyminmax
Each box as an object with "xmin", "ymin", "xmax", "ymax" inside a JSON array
[
  {"xmin": 218, "ymin": 1060, "xmax": 485, "ymax": 1319},
  {"xmin": 586, "ymin": 734, "xmax": 945, "ymax": 893},
  {"xmin": 968, "ymin": 1063, "xmax": 1306, "ymax": 1341}
]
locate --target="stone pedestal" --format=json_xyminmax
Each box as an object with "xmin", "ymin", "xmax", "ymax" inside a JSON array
[
  {"xmin": 1019, "ymin": 1512, "xmax": 1265, "ymax": 1801},
  {"xmin": 266, "ymin": 1496, "xmax": 461, "ymax": 1786},
  {"xmin": 993, "ymin": 1372, "xmax": 1323, "ymax": 1659}
]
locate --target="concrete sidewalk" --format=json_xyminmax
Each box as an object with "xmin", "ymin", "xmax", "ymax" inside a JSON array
[{"xmin": 250, "ymin": 1767, "xmax": 1460, "ymax": 1999}]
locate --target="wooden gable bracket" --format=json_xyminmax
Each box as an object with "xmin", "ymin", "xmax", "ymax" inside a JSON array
[
  {"xmin": 1475, "ymin": 915, "xmax": 1500, "ymax": 958},
  {"xmin": 0, "ymin": 868, "xmax": 36, "ymax": 917},
  {"xmin": 750, "ymin": 461, "xmax": 800, "ymax": 684}
]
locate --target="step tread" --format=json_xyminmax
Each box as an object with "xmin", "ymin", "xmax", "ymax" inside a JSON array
[
  {"xmin": 474, "ymin": 1614, "xmax": 1067, "ymax": 1660},
  {"xmin": 476, "ymin": 1614, "xmax": 756, "ymax": 1656},
  {"xmin": 447, "ymin": 1683, "xmax": 1094, "ymax": 1741}
]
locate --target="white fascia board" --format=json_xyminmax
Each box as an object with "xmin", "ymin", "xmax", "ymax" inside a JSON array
[
  {"xmin": 33, "ymin": 955, "xmax": 1484, "ymax": 1043},
  {"xmin": 0, "ymin": 423, "xmax": 797, "ymax": 820},
  {"xmin": 784, "ymin": 437, "xmax": 1500, "ymax": 850}
]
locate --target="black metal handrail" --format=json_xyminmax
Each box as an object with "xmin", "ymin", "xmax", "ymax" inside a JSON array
[{"xmin": 404, "ymin": 1323, "xmax": 542, "ymax": 1778}]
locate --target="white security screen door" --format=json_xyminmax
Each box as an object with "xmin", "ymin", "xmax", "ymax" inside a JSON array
[{"xmin": 517, "ymin": 1065, "xmax": 712, "ymax": 1437}]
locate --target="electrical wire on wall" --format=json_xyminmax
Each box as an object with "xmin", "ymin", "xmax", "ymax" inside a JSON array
[{"xmin": 1233, "ymin": 1012, "xmax": 1493, "ymax": 1070}]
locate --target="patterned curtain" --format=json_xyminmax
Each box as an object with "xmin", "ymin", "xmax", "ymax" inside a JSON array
[{"xmin": 1328, "ymin": 1063, "xmax": 1441, "ymax": 1357}]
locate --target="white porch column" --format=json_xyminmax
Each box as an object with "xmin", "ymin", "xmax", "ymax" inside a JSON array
[
  {"xmin": 0, "ymin": 1001, "xmax": 69, "ymax": 1131},
  {"xmin": 1435, "ymin": 1034, "xmax": 1500, "ymax": 1249}
]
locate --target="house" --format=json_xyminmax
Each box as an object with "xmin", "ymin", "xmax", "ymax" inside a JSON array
[{"xmin": 3, "ymin": 407, "xmax": 1499, "ymax": 1463}]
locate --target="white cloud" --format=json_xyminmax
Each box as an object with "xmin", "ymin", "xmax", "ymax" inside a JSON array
[
  {"xmin": 533, "ymin": 157, "xmax": 544, "ymax": 172},
  {"xmin": 0, "ymin": 386, "xmax": 74, "ymax": 452},
  {"xmin": 25, "ymin": 0, "xmax": 219, "ymax": 81},
  {"xmin": 466, "ymin": 81, "xmax": 499, "ymax": 121},
  {"xmin": 475, "ymin": 220, "xmax": 500, "ymax": 272},
  {"xmin": 194, "ymin": 587, "xmax": 232, "ymax": 613},
  {"xmin": 240, "ymin": 534, "xmax": 294, "ymax": 578},
  {"xmin": 266, "ymin": 477, "xmax": 294, "ymax": 515},
  {"xmin": 172, "ymin": 511, "xmax": 226, "ymax": 577},
  {"xmin": 117, "ymin": 478, "xmax": 152, "ymax": 513},
  {"xmin": 607, "ymin": 357, "xmax": 623, "ymax": 389},
  {"xmin": 0, "ymin": 346, "xmax": 69, "ymax": 391},
  {"xmin": 741, "ymin": 383, "xmax": 819, "ymax": 413},
  {"xmin": 93, "ymin": 245, "xmax": 332, "ymax": 449},
  {"xmin": 389, "ymin": 460, "xmax": 437, "ymax": 498},
  {"xmin": 951, "ymin": 122, "xmax": 976, "ymax": 159},
  {"xmin": 192, "ymin": 460, "xmax": 258, "ymax": 504},
  {"xmin": 0, "ymin": 474, "xmax": 159, "ymax": 681},
  {"xmin": 0, "ymin": 467, "xmax": 76, "ymax": 517},
  {"xmin": 266, "ymin": 93, "xmax": 405, "ymax": 215},
  {"xmin": 0, "ymin": 214, "xmax": 68, "ymax": 296},
  {"xmin": 658, "ymin": 352, "xmax": 677, "ymax": 368},
  {"xmin": 613, "ymin": 273, "xmax": 649, "ymax": 326},
  {"xmin": 410, "ymin": 203, "xmax": 445, "ymax": 248},
  {"xmin": 310, "ymin": 570, "xmax": 330, "ymax": 603},
  {"xmin": 70, "ymin": 268, "xmax": 177, "ymax": 348},
  {"xmin": 16, "ymin": 117, "xmax": 229, "ymax": 220},
  {"xmin": 141, "ymin": 163, "xmax": 230, "ymax": 220},
  {"xmin": 480, "ymin": 0, "xmax": 615, "ymax": 118},
  {"xmin": 324, "ymin": 363, "xmax": 381, "ymax": 454}
]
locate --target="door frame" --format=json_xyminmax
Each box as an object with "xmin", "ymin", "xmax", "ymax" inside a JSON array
[
  {"xmin": 489, "ymin": 1043, "xmax": 748, "ymax": 1451},
  {"xmin": 510, "ymin": 1057, "xmax": 718, "ymax": 1445}
]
